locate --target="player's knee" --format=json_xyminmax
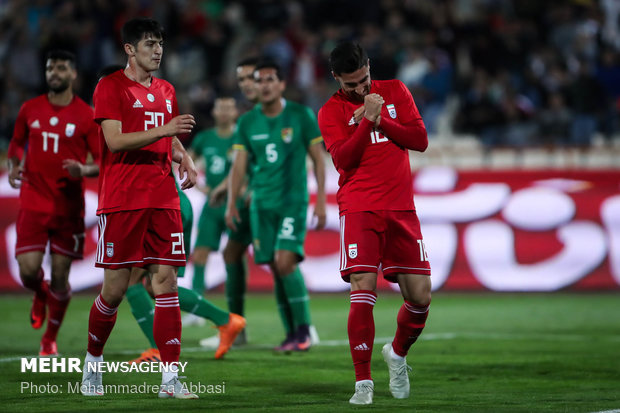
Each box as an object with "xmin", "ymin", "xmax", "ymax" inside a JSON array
[
  {"xmin": 192, "ymin": 248, "xmax": 209, "ymax": 265},
  {"xmin": 222, "ymin": 243, "xmax": 243, "ymax": 264},
  {"xmin": 19, "ymin": 265, "xmax": 41, "ymax": 282},
  {"xmin": 274, "ymin": 259, "xmax": 296, "ymax": 277}
]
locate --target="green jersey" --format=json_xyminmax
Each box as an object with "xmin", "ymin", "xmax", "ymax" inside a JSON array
[
  {"xmin": 234, "ymin": 100, "xmax": 322, "ymax": 210},
  {"xmin": 191, "ymin": 128, "xmax": 235, "ymax": 189}
]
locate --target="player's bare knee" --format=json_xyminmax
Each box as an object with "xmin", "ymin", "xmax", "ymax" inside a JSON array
[
  {"xmin": 222, "ymin": 243, "xmax": 243, "ymax": 264},
  {"xmin": 274, "ymin": 260, "xmax": 296, "ymax": 277},
  {"xmin": 349, "ymin": 272, "xmax": 377, "ymax": 291},
  {"xmin": 192, "ymin": 248, "xmax": 209, "ymax": 265}
]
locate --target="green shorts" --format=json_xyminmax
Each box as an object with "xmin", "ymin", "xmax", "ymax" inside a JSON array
[
  {"xmin": 194, "ymin": 199, "xmax": 251, "ymax": 251},
  {"xmin": 250, "ymin": 203, "xmax": 307, "ymax": 265}
]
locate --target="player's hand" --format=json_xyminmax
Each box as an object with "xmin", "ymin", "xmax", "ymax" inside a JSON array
[
  {"xmin": 166, "ymin": 114, "xmax": 195, "ymax": 136},
  {"xmin": 62, "ymin": 159, "xmax": 85, "ymax": 178},
  {"xmin": 353, "ymin": 106, "xmax": 365, "ymax": 124},
  {"xmin": 178, "ymin": 153, "xmax": 198, "ymax": 190},
  {"xmin": 363, "ymin": 93, "xmax": 384, "ymax": 122},
  {"xmin": 312, "ymin": 201, "xmax": 326, "ymax": 230},
  {"xmin": 209, "ymin": 185, "xmax": 227, "ymax": 207},
  {"xmin": 225, "ymin": 203, "xmax": 240, "ymax": 231},
  {"xmin": 8, "ymin": 164, "xmax": 23, "ymax": 189}
]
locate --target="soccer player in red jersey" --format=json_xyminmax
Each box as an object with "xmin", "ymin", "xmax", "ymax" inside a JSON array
[
  {"xmin": 318, "ymin": 42, "xmax": 432, "ymax": 405},
  {"xmin": 7, "ymin": 50, "xmax": 99, "ymax": 357},
  {"xmin": 80, "ymin": 18, "xmax": 198, "ymax": 399}
]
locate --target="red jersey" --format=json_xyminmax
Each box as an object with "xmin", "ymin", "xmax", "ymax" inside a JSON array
[
  {"xmin": 319, "ymin": 79, "xmax": 425, "ymax": 215},
  {"xmin": 93, "ymin": 70, "xmax": 180, "ymax": 215},
  {"xmin": 8, "ymin": 95, "xmax": 98, "ymax": 218}
]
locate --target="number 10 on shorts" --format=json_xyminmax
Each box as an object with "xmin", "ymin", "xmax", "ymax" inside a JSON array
[{"xmin": 417, "ymin": 240, "xmax": 429, "ymax": 261}]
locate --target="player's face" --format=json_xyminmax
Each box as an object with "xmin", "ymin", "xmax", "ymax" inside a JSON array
[
  {"xmin": 212, "ymin": 98, "xmax": 238, "ymax": 125},
  {"xmin": 237, "ymin": 65, "xmax": 257, "ymax": 102},
  {"xmin": 254, "ymin": 68, "xmax": 285, "ymax": 105},
  {"xmin": 45, "ymin": 59, "xmax": 76, "ymax": 93},
  {"xmin": 133, "ymin": 34, "xmax": 163, "ymax": 72},
  {"xmin": 334, "ymin": 64, "xmax": 371, "ymax": 102}
]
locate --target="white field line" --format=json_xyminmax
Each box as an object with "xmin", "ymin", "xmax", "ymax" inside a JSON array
[{"xmin": 1, "ymin": 331, "xmax": 619, "ymax": 363}]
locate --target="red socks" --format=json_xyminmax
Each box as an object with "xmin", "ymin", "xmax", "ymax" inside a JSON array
[
  {"xmin": 153, "ymin": 293, "xmax": 182, "ymax": 364},
  {"xmin": 41, "ymin": 288, "xmax": 71, "ymax": 343},
  {"xmin": 392, "ymin": 300, "xmax": 430, "ymax": 357},
  {"xmin": 87, "ymin": 294, "xmax": 118, "ymax": 357},
  {"xmin": 348, "ymin": 290, "xmax": 377, "ymax": 382}
]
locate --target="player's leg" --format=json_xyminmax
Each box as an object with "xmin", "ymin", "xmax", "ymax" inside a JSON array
[
  {"xmin": 249, "ymin": 206, "xmax": 296, "ymax": 348},
  {"xmin": 273, "ymin": 250, "xmax": 312, "ymax": 350},
  {"xmin": 381, "ymin": 210, "xmax": 432, "ymax": 399},
  {"xmin": 16, "ymin": 251, "xmax": 47, "ymax": 329},
  {"xmin": 272, "ymin": 205, "xmax": 313, "ymax": 351},
  {"xmin": 82, "ymin": 267, "xmax": 130, "ymax": 396},
  {"xmin": 15, "ymin": 210, "xmax": 50, "ymax": 329},
  {"xmin": 126, "ymin": 268, "xmax": 160, "ymax": 363},
  {"xmin": 42, "ymin": 216, "xmax": 85, "ymax": 355},
  {"xmin": 83, "ymin": 210, "xmax": 148, "ymax": 396},
  {"xmin": 38, "ymin": 253, "xmax": 72, "ymax": 355},
  {"xmin": 348, "ymin": 272, "xmax": 378, "ymax": 405},
  {"xmin": 340, "ymin": 212, "xmax": 383, "ymax": 405},
  {"xmin": 222, "ymin": 238, "xmax": 249, "ymax": 345},
  {"xmin": 191, "ymin": 202, "xmax": 223, "ymax": 295}
]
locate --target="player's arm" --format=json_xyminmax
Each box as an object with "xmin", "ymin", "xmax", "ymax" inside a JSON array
[
  {"xmin": 7, "ymin": 105, "xmax": 29, "ymax": 189},
  {"xmin": 376, "ymin": 116, "xmax": 428, "ymax": 152},
  {"xmin": 62, "ymin": 158, "xmax": 100, "ymax": 177},
  {"xmin": 225, "ymin": 147, "xmax": 248, "ymax": 231},
  {"xmin": 318, "ymin": 109, "xmax": 373, "ymax": 172},
  {"xmin": 172, "ymin": 137, "xmax": 197, "ymax": 190},
  {"xmin": 375, "ymin": 83, "xmax": 428, "ymax": 152},
  {"xmin": 100, "ymin": 114, "xmax": 195, "ymax": 152},
  {"xmin": 307, "ymin": 140, "xmax": 327, "ymax": 230}
]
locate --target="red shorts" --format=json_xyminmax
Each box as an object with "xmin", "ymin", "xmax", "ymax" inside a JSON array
[
  {"xmin": 339, "ymin": 210, "xmax": 431, "ymax": 283},
  {"xmin": 15, "ymin": 209, "xmax": 85, "ymax": 259},
  {"xmin": 95, "ymin": 209, "xmax": 186, "ymax": 269}
]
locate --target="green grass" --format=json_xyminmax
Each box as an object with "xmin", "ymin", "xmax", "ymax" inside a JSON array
[{"xmin": 0, "ymin": 292, "xmax": 619, "ymax": 412}]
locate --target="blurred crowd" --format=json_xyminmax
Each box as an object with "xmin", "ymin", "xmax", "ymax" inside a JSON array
[{"xmin": 1, "ymin": 0, "xmax": 620, "ymax": 152}]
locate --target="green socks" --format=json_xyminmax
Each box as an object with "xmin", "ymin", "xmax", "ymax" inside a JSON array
[
  {"xmin": 280, "ymin": 267, "xmax": 311, "ymax": 328},
  {"xmin": 192, "ymin": 264, "xmax": 205, "ymax": 294},
  {"xmin": 274, "ymin": 276, "xmax": 295, "ymax": 335},
  {"xmin": 226, "ymin": 261, "xmax": 247, "ymax": 315},
  {"xmin": 126, "ymin": 283, "xmax": 156, "ymax": 348},
  {"xmin": 178, "ymin": 286, "xmax": 229, "ymax": 326}
]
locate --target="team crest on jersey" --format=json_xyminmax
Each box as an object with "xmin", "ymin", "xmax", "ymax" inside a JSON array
[
  {"xmin": 386, "ymin": 104, "xmax": 397, "ymax": 119},
  {"xmin": 166, "ymin": 99, "xmax": 172, "ymax": 114},
  {"xmin": 106, "ymin": 242, "xmax": 114, "ymax": 258},
  {"xmin": 65, "ymin": 123, "xmax": 75, "ymax": 137},
  {"xmin": 281, "ymin": 128, "xmax": 293, "ymax": 143},
  {"xmin": 348, "ymin": 243, "xmax": 358, "ymax": 259}
]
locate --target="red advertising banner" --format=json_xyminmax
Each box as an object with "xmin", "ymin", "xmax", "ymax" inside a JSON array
[{"xmin": 1, "ymin": 167, "xmax": 619, "ymax": 292}]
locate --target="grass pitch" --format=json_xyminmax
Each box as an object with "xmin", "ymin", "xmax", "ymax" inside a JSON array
[{"xmin": 0, "ymin": 292, "xmax": 619, "ymax": 412}]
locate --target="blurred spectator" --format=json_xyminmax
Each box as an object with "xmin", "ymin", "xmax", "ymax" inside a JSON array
[{"xmin": 1, "ymin": 0, "xmax": 620, "ymax": 157}]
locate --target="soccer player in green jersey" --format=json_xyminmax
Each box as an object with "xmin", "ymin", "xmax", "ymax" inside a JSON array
[
  {"xmin": 227, "ymin": 59, "xmax": 327, "ymax": 351},
  {"xmin": 188, "ymin": 97, "xmax": 252, "ymax": 327}
]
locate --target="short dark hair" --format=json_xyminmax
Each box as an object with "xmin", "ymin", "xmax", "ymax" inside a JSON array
[
  {"xmin": 121, "ymin": 17, "xmax": 165, "ymax": 47},
  {"xmin": 254, "ymin": 59, "xmax": 283, "ymax": 80},
  {"xmin": 237, "ymin": 56, "xmax": 260, "ymax": 68},
  {"xmin": 329, "ymin": 42, "xmax": 368, "ymax": 75},
  {"xmin": 46, "ymin": 50, "xmax": 76, "ymax": 68}
]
